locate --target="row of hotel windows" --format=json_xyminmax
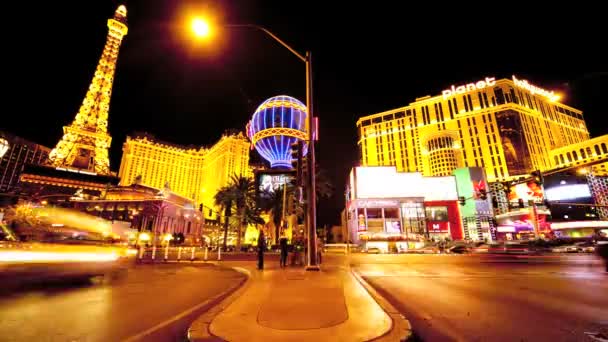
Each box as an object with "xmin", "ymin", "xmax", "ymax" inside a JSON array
[
  {"xmin": 358, "ymin": 86, "xmax": 582, "ymax": 130},
  {"xmin": 555, "ymin": 143, "xmax": 608, "ymax": 166}
]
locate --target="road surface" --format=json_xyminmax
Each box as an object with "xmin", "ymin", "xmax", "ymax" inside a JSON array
[
  {"xmin": 353, "ymin": 254, "xmax": 608, "ymax": 341},
  {"xmin": 0, "ymin": 263, "xmax": 245, "ymax": 342}
]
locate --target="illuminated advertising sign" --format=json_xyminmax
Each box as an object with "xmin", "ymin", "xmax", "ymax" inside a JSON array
[
  {"xmin": 545, "ymin": 184, "xmax": 591, "ymax": 201},
  {"xmin": 495, "ymin": 110, "xmax": 532, "ymax": 176},
  {"xmin": 354, "ymin": 167, "xmax": 458, "ymax": 201},
  {"xmin": 508, "ymin": 181, "xmax": 544, "ymax": 204},
  {"xmin": 358, "ymin": 214, "xmax": 366, "ymax": 232},
  {"xmin": 512, "ymin": 75, "xmax": 560, "ymax": 102},
  {"xmin": 442, "ymin": 77, "xmax": 496, "ymax": 99},
  {"xmin": 385, "ymin": 220, "xmax": 401, "ymax": 234},
  {"xmin": 454, "ymin": 167, "xmax": 490, "ymax": 217},
  {"xmin": 256, "ymin": 172, "xmax": 295, "ymax": 199},
  {"xmin": 427, "ymin": 221, "xmax": 449, "ymax": 233}
]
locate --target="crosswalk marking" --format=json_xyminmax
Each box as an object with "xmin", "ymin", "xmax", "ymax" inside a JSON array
[{"xmin": 355, "ymin": 269, "xmax": 605, "ymax": 279}]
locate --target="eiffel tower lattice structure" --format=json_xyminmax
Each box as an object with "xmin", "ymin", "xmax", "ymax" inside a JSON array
[{"xmin": 48, "ymin": 5, "xmax": 128, "ymax": 175}]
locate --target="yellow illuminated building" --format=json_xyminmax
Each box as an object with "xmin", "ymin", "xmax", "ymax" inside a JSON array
[
  {"xmin": 357, "ymin": 76, "xmax": 590, "ymax": 181},
  {"xmin": 118, "ymin": 132, "xmax": 252, "ymax": 218},
  {"xmin": 48, "ymin": 5, "xmax": 128, "ymax": 175}
]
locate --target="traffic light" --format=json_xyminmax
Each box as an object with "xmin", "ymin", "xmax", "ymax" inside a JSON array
[
  {"xmin": 458, "ymin": 196, "xmax": 466, "ymax": 206},
  {"xmin": 518, "ymin": 198, "xmax": 525, "ymax": 208},
  {"xmin": 502, "ymin": 182, "xmax": 512, "ymax": 195},
  {"xmin": 479, "ymin": 189, "xmax": 488, "ymax": 200},
  {"xmin": 290, "ymin": 140, "xmax": 304, "ymax": 186},
  {"xmin": 531, "ymin": 170, "xmax": 543, "ymax": 185},
  {"xmin": 199, "ymin": 204, "xmax": 203, "ymax": 212}
]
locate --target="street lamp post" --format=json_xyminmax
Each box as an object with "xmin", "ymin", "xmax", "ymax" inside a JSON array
[{"xmin": 197, "ymin": 22, "xmax": 319, "ymax": 270}]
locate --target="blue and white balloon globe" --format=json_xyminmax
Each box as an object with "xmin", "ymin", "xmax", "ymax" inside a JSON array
[{"xmin": 247, "ymin": 95, "xmax": 308, "ymax": 169}]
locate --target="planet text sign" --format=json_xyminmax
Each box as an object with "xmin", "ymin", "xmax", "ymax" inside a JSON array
[{"xmin": 442, "ymin": 77, "xmax": 496, "ymax": 99}]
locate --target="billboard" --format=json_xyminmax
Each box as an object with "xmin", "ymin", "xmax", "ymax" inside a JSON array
[
  {"xmin": 543, "ymin": 171, "xmax": 593, "ymax": 202},
  {"xmin": 353, "ymin": 166, "xmax": 458, "ymax": 201},
  {"xmin": 508, "ymin": 181, "xmax": 544, "ymax": 204},
  {"xmin": 495, "ymin": 110, "xmax": 532, "ymax": 176},
  {"xmin": 453, "ymin": 167, "xmax": 491, "ymax": 217},
  {"xmin": 256, "ymin": 171, "xmax": 295, "ymax": 199},
  {"xmin": 542, "ymin": 171, "xmax": 596, "ymax": 221}
]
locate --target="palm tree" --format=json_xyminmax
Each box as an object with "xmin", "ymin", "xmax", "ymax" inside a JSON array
[
  {"xmin": 213, "ymin": 185, "xmax": 233, "ymax": 249},
  {"xmin": 213, "ymin": 175, "xmax": 258, "ymax": 250},
  {"xmin": 261, "ymin": 185, "xmax": 288, "ymax": 244},
  {"xmin": 228, "ymin": 175, "xmax": 257, "ymax": 249},
  {"xmin": 314, "ymin": 166, "xmax": 334, "ymax": 201}
]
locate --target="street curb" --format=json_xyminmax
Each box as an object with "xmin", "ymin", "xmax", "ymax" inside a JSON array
[
  {"xmin": 187, "ymin": 266, "xmax": 252, "ymax": 342},
  {"xmin": 350, "ymin": 268, "xmax": 413, "ymax": 342}
]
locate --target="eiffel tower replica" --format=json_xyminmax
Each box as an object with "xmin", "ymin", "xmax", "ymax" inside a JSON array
[{"xmin": 19, "ymin": 5, "xmax": 127, "ymax": 200}]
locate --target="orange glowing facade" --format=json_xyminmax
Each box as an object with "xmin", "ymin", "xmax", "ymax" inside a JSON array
[
  {"xmin": 118, "ymin": 132, "xmax": 252, "ymax": 218},
  {"xmin": 48, "ymin": 5, "xmax": 128, "ymax": 174},
  {"xmin": 357, "ymin": 76, "xmax": 590, "ymax": 182}
]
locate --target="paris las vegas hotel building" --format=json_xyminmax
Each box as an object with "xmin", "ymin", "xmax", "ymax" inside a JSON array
[
  {"xmin": 117, "ymin": 131, "xmax": 252, "ymax": 220},
  {"xmin": 352, "ymin": 75, "xmax": 608, "ymax": 242}
]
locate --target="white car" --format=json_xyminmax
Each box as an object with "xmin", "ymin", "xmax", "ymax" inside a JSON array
[
  {"xmin": 551, "ymin": 245, "xmax": 579, "ymax": 253},
  {"xmin": 574, "ymin": 242, "xmax": 596, "ymax": 253}
]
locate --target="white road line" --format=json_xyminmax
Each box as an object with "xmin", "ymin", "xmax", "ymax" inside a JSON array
[{"xmin": 121, "ymin": 296, "xmax": 219, "ymax": 342}]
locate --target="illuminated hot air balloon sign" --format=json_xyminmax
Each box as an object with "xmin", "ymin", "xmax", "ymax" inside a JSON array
[{"xmin": 247, "ymin": 95, "xmax": 308, "ymax": 168}]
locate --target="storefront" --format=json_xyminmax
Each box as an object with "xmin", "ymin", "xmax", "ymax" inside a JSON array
[
  {"xmin": 550, "ymin": 221, "xmax": 608, "ymax": 239},
  {"xmin": 495, "ymin": 208, "xmax": 551, "ymax": 240},
  {"xmin": 345, "ymin": 166, "xmax": 463, "ymax": 251}
]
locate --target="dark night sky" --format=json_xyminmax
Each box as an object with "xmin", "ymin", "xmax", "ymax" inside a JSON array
[{"xmin": 4, "ymin": 1, "xmax": 607, "ymax": 226}]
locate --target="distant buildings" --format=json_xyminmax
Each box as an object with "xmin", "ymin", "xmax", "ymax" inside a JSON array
[
  {"xmin": 0, "ymin": 131, "xmax": 51, "ymax": 193},
  {"xmin": 118, "ymin": 131, "xmax": 252, "ymax": 219},
  {"xmin": 352, "ymin": 75, "xmax": 608, "ymax": 242},
  {"xmin": 356, "ymin": 75, "xmax": 608, "ymax": 181},
  {"xmin": 71, "ymin": 183, "xmax": 204, "ymax": 245}
]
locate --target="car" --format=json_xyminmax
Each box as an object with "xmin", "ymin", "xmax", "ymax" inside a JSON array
[
  {"xmin": 410, "ymin": 246, "xmax": 440, "ymax": 254},
  {"xmin": 574, "ymin": 242, "xmax": 596, "ymax": 253},
  {"xmin": 448, "ymin": 245, "xmax": 470, "ymax": 254},
  {"xmin": 551, "ymin": 245, "xmax": 579, "ymax": 253},
  {"xmin": 366, "ymin": 246, "xmax": 381, "ymax": 254}
]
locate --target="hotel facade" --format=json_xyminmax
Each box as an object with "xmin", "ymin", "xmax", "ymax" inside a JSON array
[
  {"xmin": 118, "ymin": 131, "xmax": 252, "ymax": 219},
  {"xmin": 357, "ymin": 76, "xmax": 591, "ymax": 182}
]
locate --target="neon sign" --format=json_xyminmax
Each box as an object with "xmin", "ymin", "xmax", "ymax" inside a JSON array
[
  {"xmin": 442, "ymin": 77, "xmax": 496, "ymax": 99},
  {"xmin": 512, "ymin": 75, "xmax": 560, "ymax": 102}
]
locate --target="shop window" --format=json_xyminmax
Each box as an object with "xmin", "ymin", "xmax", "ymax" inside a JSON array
[
  {"xmin": 366, "ymin": 208, "xmax": 382, "ymax": 219},
  {"xmin": 425, "ymin": 206, "xmax": 448, "ymax": 221},
  {"xmin": 384, "ymin": 208, "xmax": 399, "ymax": 219}
]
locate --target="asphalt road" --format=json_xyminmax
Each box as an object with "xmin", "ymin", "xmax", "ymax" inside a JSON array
[
  {"xmin": 353, "ymin": 254, "xmax": 608, "ymax": 342},
  {"xmin": 0, "ymin": 263, "xmax": 245, "ymax": 342}
]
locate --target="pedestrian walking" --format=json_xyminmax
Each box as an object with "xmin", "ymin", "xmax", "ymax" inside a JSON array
[
  {"xmin": 316, "ymin": 236, "xmax": 324, "ymax": 265},
  {"xmin": 597, "ymin": 242, "xmax": 608, "ymax": 272},
  {"xmin": 279, "ymin": 231, "xmax": 288, "ymax": 268},
  {"xmin": 257, "ymin": 229, "xmax": 266, "ymax": 270}
]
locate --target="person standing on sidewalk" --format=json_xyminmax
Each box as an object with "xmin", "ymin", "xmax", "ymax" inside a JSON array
[
  {"xmin": 316, "ymin": 236, "xmax": 324, "ymax": 265},
  {"xmin": 279, "ymin": 230, "xmax": 288, "ymax": 268},
  {"xmin": 597, "ymin": 241, "xmax": 608, "ymax": 272},
  {"xmin": 257, "ymin": 229, "xmax": 266, "ymax": 270}
]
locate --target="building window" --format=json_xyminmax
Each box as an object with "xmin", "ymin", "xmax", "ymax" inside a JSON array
[
  {"xmin": 384, "ymin": 208, "xmax": 399, "ymax": 219},
  {"xmin": 366, "ymin": 208, "xmax": 382, "ymax": 219},
  {"xmin": 425, "ymin": 206, "xmax": 448, "ymax": 221}
]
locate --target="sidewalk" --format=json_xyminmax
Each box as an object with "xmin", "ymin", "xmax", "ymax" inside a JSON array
[{"xmin": 189, "ymin": 260, "xmax": 401, "ymax": 341}]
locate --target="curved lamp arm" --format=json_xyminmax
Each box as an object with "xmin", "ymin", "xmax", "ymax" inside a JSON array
[{"xmin": 227, "ymin": 24, "xmax": 306, "ymax": 63}]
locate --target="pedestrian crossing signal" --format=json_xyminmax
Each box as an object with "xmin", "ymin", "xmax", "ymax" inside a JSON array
[{"xmin": 458, "ymin": 196, "xmax": 466, "ymax": 206}]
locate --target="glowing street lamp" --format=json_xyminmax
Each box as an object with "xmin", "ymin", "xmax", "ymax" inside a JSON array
[
  {"xmin": 191, "ymin": 17, "xmax": 211, "ymax": 39},
  {"xmin": 188, "ymin": 18, "xmax": 320, "ymax": 271}
]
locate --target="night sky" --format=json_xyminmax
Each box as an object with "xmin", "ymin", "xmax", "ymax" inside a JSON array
[{"xmin": 4, "ymin": 1, "xmax": 607, "ymax": 226}]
